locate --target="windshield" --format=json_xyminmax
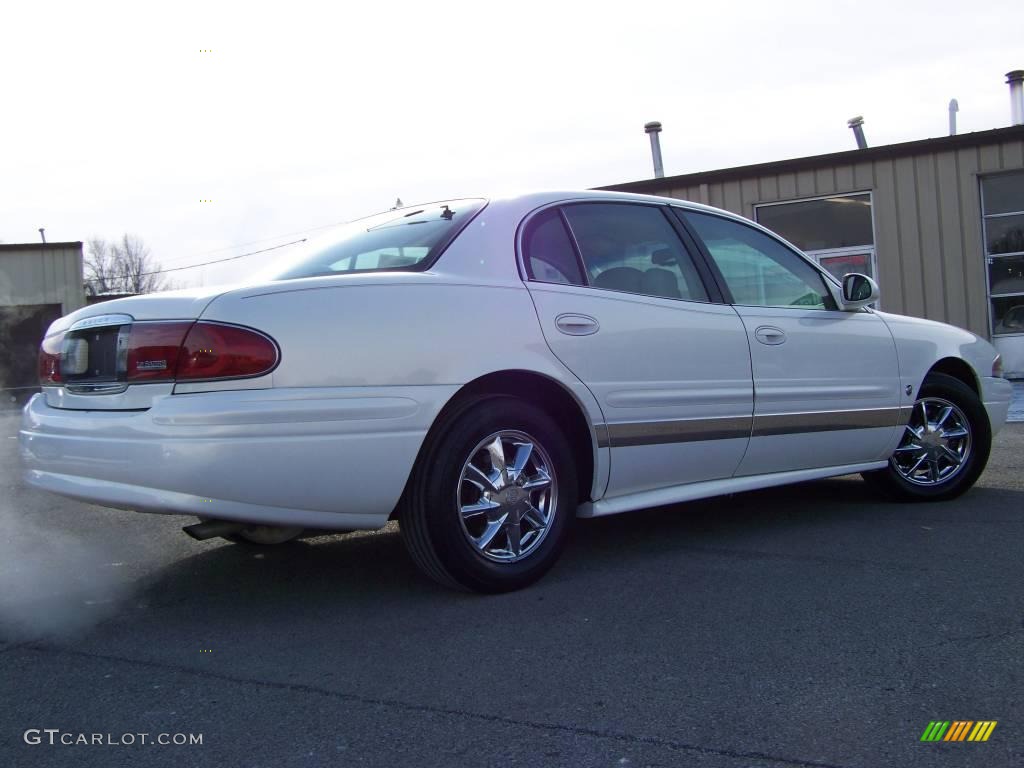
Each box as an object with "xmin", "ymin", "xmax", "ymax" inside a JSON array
[{"xmin": 271, "ymin": 199, "xmax": 486, "ymax": 281}]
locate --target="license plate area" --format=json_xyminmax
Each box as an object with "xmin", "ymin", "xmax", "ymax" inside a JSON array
[{"xmin": 63, "ymin": 318, "xmax": 132, "ymax": 394}]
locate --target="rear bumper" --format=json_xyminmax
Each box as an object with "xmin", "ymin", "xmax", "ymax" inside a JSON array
[
  {"xmin": 19, "ymin": 385, "xmax": 457, "ymax": 529},
  {"xmin": 982, "ymin": 376, "xmax": 1013, "ymax": 435}
]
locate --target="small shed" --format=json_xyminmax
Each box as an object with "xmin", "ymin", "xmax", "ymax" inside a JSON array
[{"xmin": 0, "ymin": 241, "xmax": 85, "ymax": 399}]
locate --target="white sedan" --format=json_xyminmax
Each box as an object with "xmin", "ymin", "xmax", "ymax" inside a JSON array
[{"xmin": 21, "ymin": 191, "xmax": 1013, "ymax": 591}]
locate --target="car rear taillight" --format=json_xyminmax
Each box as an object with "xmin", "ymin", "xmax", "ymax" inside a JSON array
[
  {"xmin": 177, "ymin": 322, "xmax": 279, "ymax": 380},
  {"xmin": 38, "ymin": 333, "xmax": 64, "ymax": 385},
  {"xmin": 38, "ymin": 321, "xmax": 278, "ymax": 388},
  {"xmin": 126, "ymin": 322, "xmax": 193, "ymax": 382}
]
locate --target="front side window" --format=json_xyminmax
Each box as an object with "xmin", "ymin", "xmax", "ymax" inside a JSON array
[
  {"xmin": 560, "ymin": 203, "xmax": 709, "ymax": 302},
  {"xmin": 271, "ymin": 199, "xmax": 485, "ymax": 280},
  {"xmin": 681, "ymin": 210, "xmax": 836, "ymax": 310}
]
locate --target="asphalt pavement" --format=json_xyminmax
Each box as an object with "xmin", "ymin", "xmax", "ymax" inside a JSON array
[{"xmin": 1, "ymin": 411, "xmax": 1021, "ymax": 768}]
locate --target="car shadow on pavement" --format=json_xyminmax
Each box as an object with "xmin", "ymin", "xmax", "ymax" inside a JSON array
[{"xmin": 124, "ymin": 473, "xmax": 1005, "ymax": 612}]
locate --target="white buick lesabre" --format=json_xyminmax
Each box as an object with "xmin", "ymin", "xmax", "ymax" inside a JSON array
[{"xmin": 20, "ymin": 192, "xmax": 1013, "ymax": 591}]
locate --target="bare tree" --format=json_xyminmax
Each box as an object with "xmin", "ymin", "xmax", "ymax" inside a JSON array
[
  {"xmin": 85, "ymin": 234, "xmax": 166, "ymax": 295},
  {"xmin": 112, "ymin": 234, "xmax": 163, "ymax": 294},
  {"xmin": 84, "ymin": 238, "xmax": 117, "ymax": 295}
]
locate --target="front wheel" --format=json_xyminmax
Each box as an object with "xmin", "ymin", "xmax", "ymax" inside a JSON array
[
  {"xmin": 399, "ymin": 395, "xmax": 577, "ymax": 592},
  {"xmin": 863, "ymin": 372, "xmax": 991, "ymax": 501}
]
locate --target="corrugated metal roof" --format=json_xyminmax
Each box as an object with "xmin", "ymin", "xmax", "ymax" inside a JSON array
[
  {"xmin": 0, "ymin": 241, "xmax": 83, "ymax": 252},
  {"xmin": 599, "ymin": 125, "xmax": 1024, "ymax": 193}
]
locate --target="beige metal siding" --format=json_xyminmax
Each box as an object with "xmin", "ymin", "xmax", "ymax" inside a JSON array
[
  {"xmin": 0, "ymin": 243, "xmax": 85, "ymax": 315},
  {"xmin": 616, "ymin": 135, "xmax": 1024, "ymax": 338}
]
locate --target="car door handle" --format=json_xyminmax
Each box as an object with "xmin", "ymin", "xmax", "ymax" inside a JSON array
[
  {"xmin": 754, "ymin": 326, "xmax": 786, "ymax": 345},
  {"xmin": 555, "ymin": 313, "xmax": 600, "ymax": 336}
]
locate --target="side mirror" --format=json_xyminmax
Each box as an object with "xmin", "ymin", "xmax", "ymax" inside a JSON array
[{"xmin": 840, "ymin": 273, "xmax": 879, "ymax": 310}]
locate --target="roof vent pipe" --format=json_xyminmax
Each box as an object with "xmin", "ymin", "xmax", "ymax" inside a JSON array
[
  {"xmin": 948, "ymin": 99, "xmax": 959, "ymax": 135},
  {"xmin": 644, "ymin": 121, "xmax": 665, "ymax": 178},
  {"xmin": 1007, "ymin": 70, "xmax": 1024, "ymax": 126},
  {"xmin": 847, "ymin": 116, "xmax": 868, "ymax": 149}
]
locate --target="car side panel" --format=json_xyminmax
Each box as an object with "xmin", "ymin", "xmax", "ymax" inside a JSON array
[
  {"xmin": 199, "ymin": 280, "xmax": 611, "ymax": 501},
  {"xmin": 21, "ymin": 386, "xmax": 454, "ymax": 527},
  {"xmin": 733, "ymin": 306, "xmax": 904, "ymax": 475},
  {"xmin": 526, "ymin": 283, "xmax": 753, "ymax": 497},
  {"xmin": 874, "ymin": 311, "xmax": 1010, "ymax": 437}
]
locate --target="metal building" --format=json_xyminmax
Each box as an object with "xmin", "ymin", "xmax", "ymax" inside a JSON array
[
  {"xmin": 0, "ymin": 241, "xmax": 85, "ymax": 400},
  {"xmin": 602, "ymin": 124, "xmax": 1024, "ymax": 377}
]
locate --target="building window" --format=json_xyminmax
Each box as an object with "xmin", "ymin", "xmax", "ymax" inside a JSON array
[
  {"xmin": 754, "ymin": 193, "xmax": 877, "ymax": 287},
  {"xmin": 982, "ymin": 171, "xmax": 1024, "ymax": 337}
]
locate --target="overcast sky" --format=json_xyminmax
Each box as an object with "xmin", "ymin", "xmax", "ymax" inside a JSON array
[{"xmin": 2, "ymin": 0, "xmax": 1020, "ymax": 288}]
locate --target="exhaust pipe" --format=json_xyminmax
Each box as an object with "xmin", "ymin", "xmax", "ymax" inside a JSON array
[{"xmin": 183, "ymin": 519, "xmax": 246, "ymax": 541}]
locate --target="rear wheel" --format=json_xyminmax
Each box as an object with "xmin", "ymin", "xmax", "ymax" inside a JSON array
[
  {"xmin": 399, "ymin": 395, "xmax": 576, "ymax": 592},
  {"xmin": 863, "ymin": 372, "xmax": 991, "ymax": 501}
]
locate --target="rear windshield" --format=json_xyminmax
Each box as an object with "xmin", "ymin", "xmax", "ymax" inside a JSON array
[{"xmin": 271, "ymin": 199, "xmax": 485, "ymax": 281}]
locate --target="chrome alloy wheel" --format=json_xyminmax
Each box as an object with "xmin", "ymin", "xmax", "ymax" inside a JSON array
[
  {"xmin": 457, "ymin": 430, "xmax": 558, "ymax": 563},
  {"xmin": 891, "ymin": 397, "xmax": 972, "ymax": 486}
]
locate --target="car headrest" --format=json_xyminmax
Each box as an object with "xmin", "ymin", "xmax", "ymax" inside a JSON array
[
  {"xmin": 651, "ymin": 248, "xmax": 676, "ymax": 266},
  {"xmin": 641, "ymin": 268, "xmax": 682, "ymax": 299},
  {"xmin": 593, "ymin": 267, "xmax": 644, "ymax": 293}
]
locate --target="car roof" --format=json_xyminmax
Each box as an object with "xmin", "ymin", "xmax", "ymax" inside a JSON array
[{"xmin": 482, "ymin": 189, "xmax": 733, "ymax": 216}]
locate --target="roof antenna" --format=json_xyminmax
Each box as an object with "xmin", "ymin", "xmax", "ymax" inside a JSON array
[{"xmin": 38, "ymin": 228, "xmax": 46, "ymax": 243}]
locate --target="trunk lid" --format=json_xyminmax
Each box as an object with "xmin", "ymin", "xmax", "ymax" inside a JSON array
[
  {"xmin": 48, "ymin": 285, "xmax": 232, "ymax": 336},
  {"xmin": 42, "ymin": 285, "xmax": 235, "ymax": 411}
]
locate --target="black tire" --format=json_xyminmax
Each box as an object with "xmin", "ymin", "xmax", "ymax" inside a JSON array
[
  {"xmin": 862, "ymin": 372, "xmax": 991, "ymax": 501},
  {"xmin": 399, "ymin": 395, "xmax": 577, "ymax": 593}
]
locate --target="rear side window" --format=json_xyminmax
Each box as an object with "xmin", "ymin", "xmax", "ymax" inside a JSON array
[
  {"xmin": 561, "ymin": 203, "xmax": 709, "ymax": 302},
  {"xmin": 272, "ymin": 199, "xmax": 485, "ymax": 280},
  {"xmin": 681, "ymin": 210, "xmax": 836, "ymax": 310},
  {"xmin": 522, "ymin": 209, "xmax": 585, "ymax": 285}
]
